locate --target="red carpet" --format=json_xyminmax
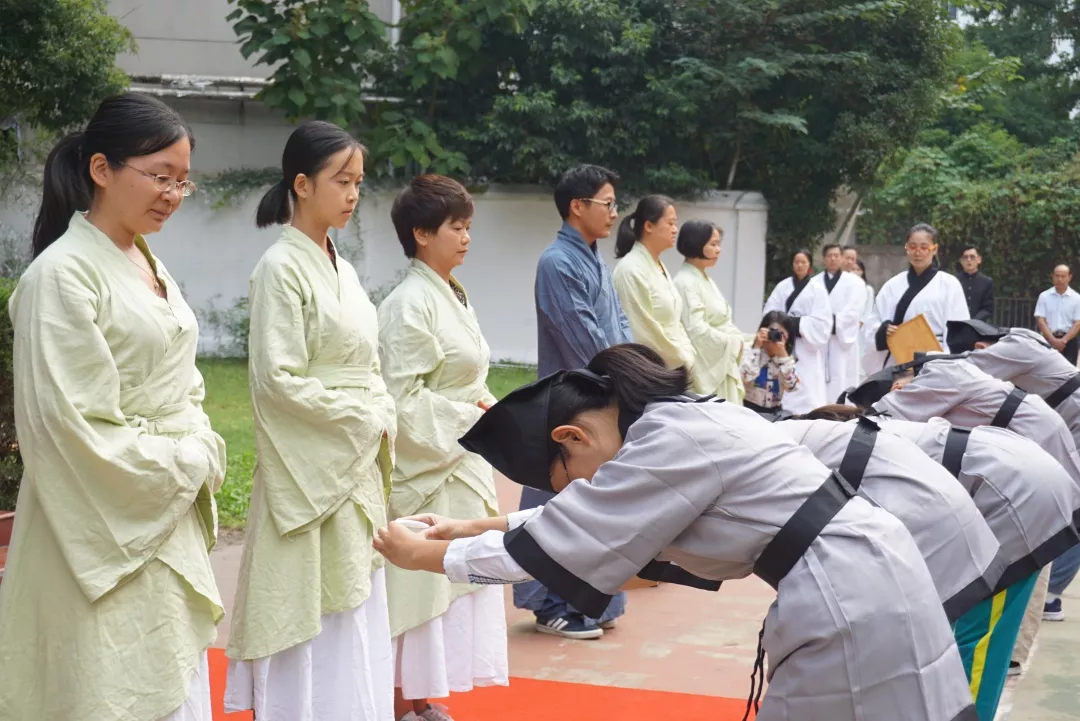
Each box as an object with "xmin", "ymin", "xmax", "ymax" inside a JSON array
[{"xmin": 208, "ymin": 648, "xmax": 755, "ymax": 720}]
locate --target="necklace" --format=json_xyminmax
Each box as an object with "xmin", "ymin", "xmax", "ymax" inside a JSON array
[{"xmin": 125, "ymin": 253, "xmax": 164, "ymax": 296}]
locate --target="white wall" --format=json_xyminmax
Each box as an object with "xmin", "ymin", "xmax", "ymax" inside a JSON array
[
  {"xmin": 108, "ymin": 0, "xmax": 399, "ymax": 78},
  {"xmin": 138, "ymin": 184, "xmax": 768, "ymax": 363}
]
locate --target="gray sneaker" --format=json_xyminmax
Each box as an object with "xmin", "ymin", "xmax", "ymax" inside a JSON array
[{"xmin": 419, "ymin": 704, "xmax": 455, "ymax": 721}]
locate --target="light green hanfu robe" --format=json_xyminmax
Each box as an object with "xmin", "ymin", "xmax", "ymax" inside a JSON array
[
  {"xmin": 612, "ymin": 241, "xmax": 696, "ymax": 375},
  {"xmin": 0, "ymin": 213, "xmax": 227, "ymax": 721},
  {"xmin": 226, "ymin": 226, "xmax": 396, "ymax": 661},
  {"xmin": 377, "ymin": 260, "xmax": 499, "ymax": 636},
  {"xmin": 673, "ymin": 263, "xmax": 746, "ymax": 403}
]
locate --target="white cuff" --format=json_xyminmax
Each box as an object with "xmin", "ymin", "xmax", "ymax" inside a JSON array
[
  {"xmin": 506, "ymin": 507, "xmax": 540, "ymax": 530},
  {"xmin": 443, "ymin": 531, "xmax": 533, "ymax": 585}
]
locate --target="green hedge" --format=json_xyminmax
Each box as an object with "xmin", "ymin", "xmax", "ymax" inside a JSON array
[
  {"xmin": 861, "ymin": 144, "xmax": 1080, "ymax": 299},
  {"xmin": 0, "ymin": 277, "xmax": 17, "ymax": 510}
]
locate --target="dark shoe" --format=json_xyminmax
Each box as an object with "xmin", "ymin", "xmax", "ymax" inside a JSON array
[
  {"xmin": 1044, "ymin": 597, "xmax": 1065, "ymax": 622},
  {"xmin": 535, "ymin": 613, "xmax": 604, "ymax": 639},
  {"xmin": 1007, "ymin": 661, "xmax": 1022, "ymax": 677}
]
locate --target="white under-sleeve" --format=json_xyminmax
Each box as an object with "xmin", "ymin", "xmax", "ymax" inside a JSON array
[
  {"xmin": 444, "ymin": 531, "xmax": 533, "ymax": 585},
  {"xmin": 506, "ymin": 507, "xmax": 540, "ymax": 530}
]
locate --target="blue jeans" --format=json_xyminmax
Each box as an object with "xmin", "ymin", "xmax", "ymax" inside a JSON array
[
  {"xmin": 1049, "ymin": 541, "xmax": 1080, "ymax": 596},
  {"xmin": 513, "ymin": 486, "xmax": 628, "ymax": 625}
]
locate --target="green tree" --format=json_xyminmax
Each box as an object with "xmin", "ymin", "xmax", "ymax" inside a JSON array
[{"xmin": 0, "ymin": 0, "xmax": 133, "ymax": 133}]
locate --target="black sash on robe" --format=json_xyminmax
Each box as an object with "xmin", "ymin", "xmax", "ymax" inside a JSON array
[
  {"xmin": 785, "ymin": 276, "xmax": 811, "ymax": 338},
  {"xmin": 785, "ymin": 275, "xmax": 811, "ymax": 312},
  {"xmin": 875, "ymin": 266, "xmax": 938, "ymax": 352}
]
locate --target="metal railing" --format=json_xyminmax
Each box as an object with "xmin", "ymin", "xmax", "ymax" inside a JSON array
[{"xmin": 993, "ymin": 297, "xmax": 1038, "ymax": 331}]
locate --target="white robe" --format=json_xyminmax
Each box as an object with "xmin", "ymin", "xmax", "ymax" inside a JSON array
[
  {"xmin": 813, "ymin": 271, "xmax": 866, "ymax": 403},
  {"xmin": 862, "ymin": 268, "xmax": 969, "ymax": 374},
  {"xmin": 763, "ymin": 277, "xmax": 832, "ymax": 413},
  {"xmin": 857, "ymin": 283, "xmax": 875, "ymax": 381}
]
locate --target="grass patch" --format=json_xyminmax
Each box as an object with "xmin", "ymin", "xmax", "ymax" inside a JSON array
[{"xmin": 200, "ymin": 359, "xmax": 536, "ymax": 528}]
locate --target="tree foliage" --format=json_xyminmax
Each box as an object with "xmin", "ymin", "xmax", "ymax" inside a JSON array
[
  {"xmin": 228, "ymin": 0, "xmax": 956, "ymax": 277},
  {"xmin": 0, "ymin": 0, "xmax": 133, "ymax": 132}
]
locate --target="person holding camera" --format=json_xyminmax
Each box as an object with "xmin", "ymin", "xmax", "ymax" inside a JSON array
[{"xmin": 741, "ymin": 311, "xmax": 800, "ymax": 412}]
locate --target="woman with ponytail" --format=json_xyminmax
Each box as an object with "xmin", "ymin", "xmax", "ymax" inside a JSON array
[
  {"xmin": 0, "ymin": 93, "xmax": 227, "ymax": 721},
  {"xmin": 611, "ymin": 196, "xmax": 696, "ymax": 375},
  {"xmin": 224, "ymin": 121, "xmax": 397, "ymax": 721},
  {"xmin": 374, "ymin": 342, "xmax": 979, "ymax": 721}
]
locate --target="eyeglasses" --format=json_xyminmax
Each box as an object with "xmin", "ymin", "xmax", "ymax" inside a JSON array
[
  {"xmin": 579, "ymin": 198, "xmax": 618, "ymax": 214},
  {"xmin": 905, "ymin": 243, "xmax": 935, "ymax": 253},
  {"xmin": 120, "ymin": 162, "xmax": 197, "ymax": 197}
]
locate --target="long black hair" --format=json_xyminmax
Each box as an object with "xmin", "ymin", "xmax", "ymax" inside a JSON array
[
  {"xmin": 759, "ymin": 310, "xmax": 797, "ymax": 356},
  {"xmin": 31, "ymin": 93, "xmax": 194, "ymax": 258},
  {"xmin": 256, "ymin": 120, "xmax": 367, "ymax": 228},
  {"xmin": 615, "ymin": 195, "xmax": 674, "ymax": 259},
  {"xmin": 547, "ymin": 343, "xmax": 690, "ymax": 438}
]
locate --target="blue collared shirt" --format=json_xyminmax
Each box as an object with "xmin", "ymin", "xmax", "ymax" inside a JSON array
[{"xmin": 534, "ymin": 222, "xmax": 632, "ymax": 376}]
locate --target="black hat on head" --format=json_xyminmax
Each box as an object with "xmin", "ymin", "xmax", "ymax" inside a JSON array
[
  {"xmin": 947, "ymin": 319, "xmax": 1007, "ymax": 354},
  {"xmin": 842, "ymin": 365, "xmax": 910, "ymax": 408},
  {"xmin": 459, "ymin": 369, "xmax": 612, "ymax": 494}
]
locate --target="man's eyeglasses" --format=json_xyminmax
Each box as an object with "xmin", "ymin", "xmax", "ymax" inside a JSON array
[
  {"xmin": 120, "ymin": 162, "xmax": 197, "ymax": 197},
  {"xmin": 579, "ymin": 198, "xmax": 618, "ymax": 213}
]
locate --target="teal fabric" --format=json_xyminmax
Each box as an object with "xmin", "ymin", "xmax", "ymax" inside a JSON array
[{"xmin": 952, "ymin": 572, "xmax": 1038, "ymax": 720}]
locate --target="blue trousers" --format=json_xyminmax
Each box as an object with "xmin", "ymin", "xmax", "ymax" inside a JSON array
[
  {"xmin": 1049, "ymin": 541, "xmax": 1080, "ymax": 596},
  {"xmin": 953, "ymin": 573, "xmax": 1039, "ymax": 721},
  {"xmin": 514, "ymin": 486, "xmax": 627, "ymax": 624}
]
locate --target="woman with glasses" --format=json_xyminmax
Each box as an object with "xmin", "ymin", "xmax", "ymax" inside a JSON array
[
  {"xmin": 0, "ymin": 93, "xmax": 226, "ymax": 720},
  {"xmin": 861, "ymin": 224, "xmax": 969, "ymax": 374}
]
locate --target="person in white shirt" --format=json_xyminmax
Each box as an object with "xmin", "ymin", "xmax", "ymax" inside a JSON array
[
  {"xmin": 813, "ymin": 244, "xmax": 866, "ymax": 403},
  {"xmin": 861, "ymin": 224, "xmax": 969, "ymax": 374},
  {"xmin": 1035, "ymin": 264, "xmax": 1080, "ymax": 366}
]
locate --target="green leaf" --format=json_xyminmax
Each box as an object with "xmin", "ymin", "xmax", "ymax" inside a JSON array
[
  {"xmin": 288, "ymin": 88, "xmax": 307, "ymax": 108},
  {"xmin": 225, "ymin": 8, "xmax": 243, "ymax": 21},
  {"xmin": 294, "ymin": 48, "xmax": 312, "ymax": 68},
  {"xmin": 312, "ymin": 21, "xmax": 330, "ymax": 37}
]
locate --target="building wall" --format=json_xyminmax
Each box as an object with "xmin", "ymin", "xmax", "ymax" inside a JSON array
[
  {"xmin": 144, "ymin": 183, "xmax": 768, "ymax": 362},
  {"xmin": 108, "ymin": 0, "xmax": 398, "ymax": 78}
]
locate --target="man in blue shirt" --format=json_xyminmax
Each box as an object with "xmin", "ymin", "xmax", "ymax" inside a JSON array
[{"xmin": 515, "ymin": 164, "xmax": 633, "ymax": 639}]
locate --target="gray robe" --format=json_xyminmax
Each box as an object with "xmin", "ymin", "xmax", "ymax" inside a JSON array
[
  {"xmin": 964, "ymin": 327, "xmax": 1080, "ymax": 443},
  {"xmin": 777, "ymin": 419, "xmax": 1003, "ymax": 619},
  {"xmin": 458, "ymin": 401, "xmax": 976, "ymax": 721},
  {"xmin": 878, "ymin": 417, "xmax": 1080, "ymax": 591},
  {"xmin": 873, "ymin": 357, "xmax": 1080, "ymax": 489}
]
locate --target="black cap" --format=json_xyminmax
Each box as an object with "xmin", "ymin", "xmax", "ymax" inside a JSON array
[
  {"xmin": 947, "ymin": 319, "xmax": 1007, "ymax": 354},
  {"xmin": 844, "ymin": 365, "xmax": 910, "ymax": 408},
  {"xmin": 755, "ymin": 408, "xmax": 795, "ymax": 423},
  {"xmin": 459, "ymin": 369, "xmax": 611, "ymax": 493}
]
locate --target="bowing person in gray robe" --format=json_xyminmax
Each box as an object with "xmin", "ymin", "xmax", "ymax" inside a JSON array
[
  {"xmin": 870, "ymin": 355, "xmax": 1080, "ymax": 489},
  {"xmin": 947, "ymin": 319, "xmax": 1080, "ymax": 445},
  {"xmin": 774, "ymin": 416, "xmax": 1004, "ymax": 621},
  {"xmin": 375, "ymin": 343, "xmax": 978, "ymax": 721},
  {"xmin": 831, "ymin": 371, "xmax": 1080, "ymax": 721}
]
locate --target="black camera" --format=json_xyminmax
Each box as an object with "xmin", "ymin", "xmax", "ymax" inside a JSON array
[{"xmin": 767, "ymin": 328, "xmax": 784, "ymax": 342}]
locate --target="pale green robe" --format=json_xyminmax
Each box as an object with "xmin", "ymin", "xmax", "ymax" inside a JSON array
[
  {"xmin": 673, "ymin": 263, "xmax": 746, "ymax": 403},
  {"xmin": 226, "ymin": 226, "xmax": 396, "ymax": 661},
  {"xmin": 377, "ymin": 260, "xmax": 499, "ymax": 636},
  {"xmin": 612, "ymin": 241, "xmax": 696, "ymax": 374},
  {"xmin": 0, "ymin": 213, "xmax": 226, "ymax": 721}
]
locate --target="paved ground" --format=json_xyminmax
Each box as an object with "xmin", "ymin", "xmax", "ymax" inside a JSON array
[{"xmin": 209, "ymin": 473, "xmax": 1079, "ymax": 715}]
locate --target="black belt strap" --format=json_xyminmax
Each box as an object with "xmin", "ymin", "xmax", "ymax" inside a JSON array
[
  {"xmin": 753, "ymin": 471, "xmax": 857, "ymax": 590},
  {"xmin": 990, "ymin": 387, "xmax": 1027, "ymax": 429},
  {"xmin": 837, "ymin": 416, "xmax": 879, "ymax": 492},
  {"xmin": 1046, "ymin": 373, "xmax": 1080, "ymax": 409},
  {"xmin": 942, "ymin": 428, "xmax": 971, "ymax": 478}
]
